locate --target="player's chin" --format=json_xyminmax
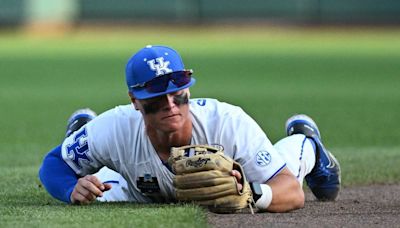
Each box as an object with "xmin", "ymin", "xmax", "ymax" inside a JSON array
[
  {"xmin": 159, "ymin": 122, "xmax": 184, "ymax": 133},
  {"xmin": 160, "ymin": 115, "xmax": 183, "ymax": 125}
]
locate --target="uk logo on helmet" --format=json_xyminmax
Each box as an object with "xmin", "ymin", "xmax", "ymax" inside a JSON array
[
  {"xmin": 147, "ymin": 57, "xmax": 173, "ymax": 76},
  {"xmin": 256, "ymin": 150, "xmax": 271, "ymax": 166}
]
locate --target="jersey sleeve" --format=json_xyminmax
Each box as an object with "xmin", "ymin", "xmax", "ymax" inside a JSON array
[
  {"xmin": 219, "ymin": 106, "xmax": 286, "ymax": 183},
  {"xmin": 60, "ymin": 106, "xmax": 135, "ymax": 177},
  {"xmin": 39, "ymin": 145, "xmax": 78, "ymax": 203},
  {"xmin": 61, "ymin": 119, "xmax": 108, "ymax": 176}
]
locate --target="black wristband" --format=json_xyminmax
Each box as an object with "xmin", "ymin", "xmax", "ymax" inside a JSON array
[{"xmin": 250, "ymin": 182, "xmax": 263, "ymax": 202}]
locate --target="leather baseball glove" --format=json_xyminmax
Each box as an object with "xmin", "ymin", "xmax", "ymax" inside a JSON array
[{"xmin": 168, "ymin": 145, "xmax": 253, "ymax": 213}]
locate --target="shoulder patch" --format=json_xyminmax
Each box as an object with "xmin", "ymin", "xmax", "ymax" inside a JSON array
[
  {"xmin": 255, "ymin": 150, "xmax": 271, "ymax": 167},
  {"xmin": 196, "ymin": 99, "xmax": 206, "ymax": 106}
]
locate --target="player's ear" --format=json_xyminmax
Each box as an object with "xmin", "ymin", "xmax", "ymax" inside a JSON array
[
  {"xmin": 128, "ymin": 92, "xmax": 139, "ymax": 110},
  {"xmin": 128, "ymin": 92, "xmax": 135, "ymax": 102}
]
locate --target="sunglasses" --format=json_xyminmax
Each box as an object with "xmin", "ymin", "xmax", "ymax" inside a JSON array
[{"xmin": 131, "ymin": 70, "xmax": 193, "ymax": 93}]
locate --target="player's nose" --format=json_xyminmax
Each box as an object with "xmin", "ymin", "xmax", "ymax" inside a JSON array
[
  {"xmin": 165, "ymin": 94, "xmax": 176, "ymax": 108},
  {"xmin": 159, "ymin": 94, "xmax": 176, "ymax": 111}
]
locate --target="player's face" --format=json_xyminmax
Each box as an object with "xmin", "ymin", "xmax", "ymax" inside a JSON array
[{"xmin": 133, "ymin": 89, "xmax": 191, "ymax": 133}]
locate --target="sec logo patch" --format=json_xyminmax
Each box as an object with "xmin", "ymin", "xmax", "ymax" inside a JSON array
[{"xmin": 256, "ymin": 150, "xmax": 271, "ymax": 166}]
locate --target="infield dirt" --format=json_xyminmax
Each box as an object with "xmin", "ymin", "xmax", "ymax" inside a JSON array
[{"xmin": 207, "ymin": 184, "xmax": 400, "ymax": 227}]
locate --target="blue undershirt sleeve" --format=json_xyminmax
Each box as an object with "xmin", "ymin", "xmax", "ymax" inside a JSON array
[{"xmin": 39, "ymin": 145, "xmax": 79, "ymax": 203}]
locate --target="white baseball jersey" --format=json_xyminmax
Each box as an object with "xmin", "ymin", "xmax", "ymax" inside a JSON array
[{"xmin": 61, "ymin": 98, "xmax": 286, "ymax": 203}]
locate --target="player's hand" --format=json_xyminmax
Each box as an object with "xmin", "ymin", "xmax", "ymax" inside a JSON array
[
  {"xmin": 70, "ymin": 175, "xmax": 112, "ymax": 204},
  {"xmin": 231, "ymin": 170, "xmax": 243, "ymax": 191}
]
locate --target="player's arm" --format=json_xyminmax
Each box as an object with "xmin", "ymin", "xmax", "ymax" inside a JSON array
[
  {"xmin": 39, "ymin": 145, "xmax": 111, "ymax": 204},
  {"xmin": 264, "ymin": 167, "xmax": 304, "ymax": 212},
  {"xmin": 39, "ymin": 144, "xmax": 79, "ymax": 203},
  {"xmin": 232, "ymin": 167, "xmax": 304, "ymax": 212}
]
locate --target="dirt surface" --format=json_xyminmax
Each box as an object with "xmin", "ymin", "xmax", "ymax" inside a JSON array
[{"xmin": 207, "ymin": 184, "xmax": 400, "ymax": 228}]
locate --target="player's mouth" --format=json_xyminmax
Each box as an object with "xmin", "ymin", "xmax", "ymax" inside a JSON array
[{"xmin": 161, "ymin": 113, "xmax": 181, "ymax": 120}]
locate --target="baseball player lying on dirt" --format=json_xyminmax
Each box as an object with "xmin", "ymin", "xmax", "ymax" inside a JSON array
[{"xmin": 39, "ymin": 45, "xmax": 341, "ymax": 213}]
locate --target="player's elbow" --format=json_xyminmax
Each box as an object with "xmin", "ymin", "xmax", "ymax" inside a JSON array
[
  {"xmin": 266, "ymin": 177, "xmax": 305, "ymax": 213},
  {"xmin": 293, "ymin": 188, "xmax": 305, "ymax": 209},
  {"xmin": 287, "ymin": 180, "xmax": 305, "ymax": 210},
  {"xmin": 272, "ymin": 187, "xmax": 305, "ymax": 212}
]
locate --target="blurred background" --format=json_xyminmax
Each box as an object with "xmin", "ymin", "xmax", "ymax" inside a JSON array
[
  {"xmin": 1, "ymin": 0, "xmax": 400, "ymax": 28},
  {"xmin": 0, "ymin": 0, "xmax": 399, "ymax": 187}
]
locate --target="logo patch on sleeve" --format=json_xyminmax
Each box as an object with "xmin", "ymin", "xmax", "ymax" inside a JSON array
[
  {"xmin": 196, "ymin": 99, "xmax": 206, "ymax": 106},
  {"xmin": 255, "ymin": 150, "xmax": 271, "ymax": 167},
  {"xmin": 65, "ymin": 127, "xmax": 92, "ymax": 168}
]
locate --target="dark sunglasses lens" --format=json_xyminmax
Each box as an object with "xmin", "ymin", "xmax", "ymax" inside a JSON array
[
  {"xmin": 145, "ymin": 75, "xmax": 170, "ymax": 93},
  {"xmin": 143, "ymin": 70, "xmax": 192, "ymax": 93},
  {"xmin": 171, "ymin": 71, "xmax": 192, "ymax": 87}
]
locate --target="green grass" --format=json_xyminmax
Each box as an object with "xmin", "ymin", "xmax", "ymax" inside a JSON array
[{"xmin": 0, "ymin": 26, "xmax": 400, "ymax": 227}]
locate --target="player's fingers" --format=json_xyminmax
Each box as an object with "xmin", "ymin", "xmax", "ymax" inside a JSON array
[
  {"xmin": 78, "ymin": 186, "xmax": 98, "ymax": 202},
  {"xmin": 71, "ymin": 180, "xmax": 99, "ymax": 204},
  {"xmin": 236, "ymin": 182, "xmax": 243, "ymax": 191},
  {"xmin": 71, "ymin": 187, "xmax": 96, "ymax": 204},
  {"xmin": 103, "ymin": 183, "xmax": 112, "ymax": 192},
  {"xmin": 71, "ymin": 192, "xmax": 86, "ymax": 204},
  {"xmin": 85, "ymin": 175, "xmax": 106, "ymax": 191},
  {"xmin": 75, "ymin": 193, "xmax": 95, "ymax": 205},
  {"xmin": 71, "ymin": 176, "xmax": 103, "ymax": 204},
  {"xmin": 231, "ymin": 170, "xmax": 243, "ymax": 191},
  {"xmin": 80, "ymin": 176, "xmax": 105, "ymax": 197},
  {"xmin": 231, "ymin": 170, "xmax": 242, "ymax": 180}
]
